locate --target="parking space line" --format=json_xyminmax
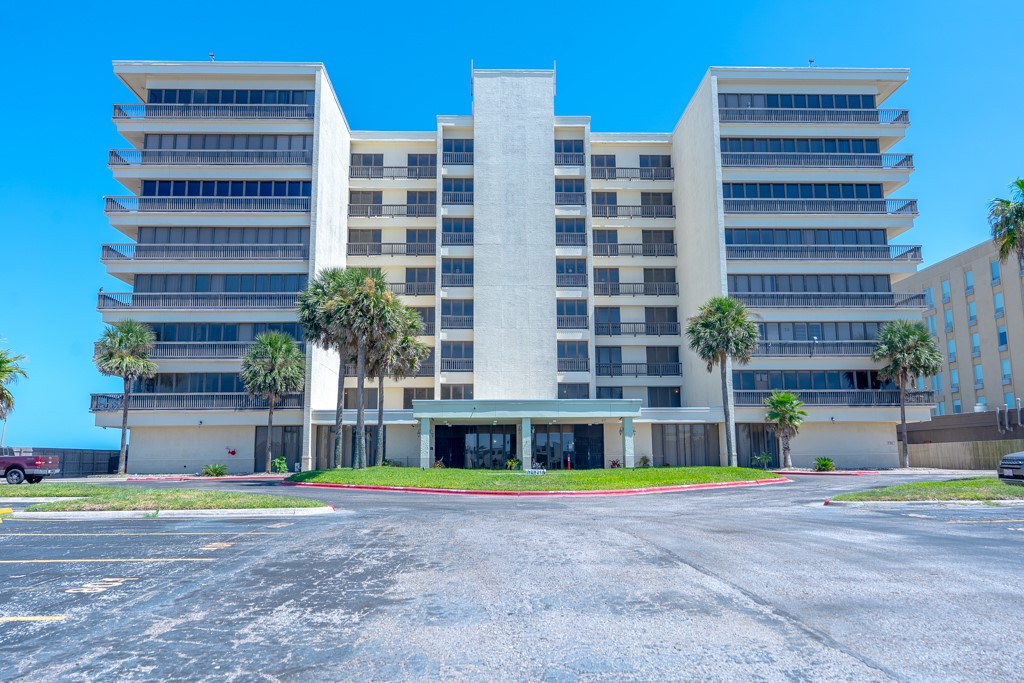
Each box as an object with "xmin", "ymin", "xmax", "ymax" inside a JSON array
[
  {"xmin": 200, "ymin": 542, "xmax": 235, "ymax": 550},
  {"xmin": 0, "ymin": 558, "xmax": 216, "ymax": 564},
  {"xmin": 0, "ymin": 532, "xmax": 282, "ymax": 537},
  {"xmin": 0, "ymin": 616, "xmax": 67, "ymax": 622},
  {"xmin": 945, "ymin": 519, "xmax": 1024, "ymax": 524}
]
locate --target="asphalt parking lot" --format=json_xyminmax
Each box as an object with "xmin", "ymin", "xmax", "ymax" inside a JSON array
[{"xmin": 1, "ymin": 473, "xmax": 1023, "ymax": 682}]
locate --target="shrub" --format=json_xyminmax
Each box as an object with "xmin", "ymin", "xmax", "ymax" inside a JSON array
[
  {"xmin": 432, "ymin": 459, "xmax": 446, "ymax": 469},
  {"xmin": 813, "ymin": 457, "xmax": 836, "ymax": 472},
  {"xmin": 750, "ymin": 452, "xmax": 774, "ymax": 470},
  {"xmin": 638, "ymin": 456, "xmax": 652, "ymax": 468},
  {"xmin": 381, "ymin": 458, "xmax": 399, "ymax": 467},
  {"xmin": 201, "ymin": 464, "xmax": 228, "ymax": 477},
  {"xmin": 610, "ymin": 459, "xmax": 622, "ymax": 468},
  {"xmin": 505, "ymin": 457, "xmax": 522, "ymax": 470},
  {"xmin": 271, "ymin": 457, "xmax": 289, "ymax": 474}
]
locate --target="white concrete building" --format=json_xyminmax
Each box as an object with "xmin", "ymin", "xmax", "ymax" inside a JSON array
[{"xmin": 93, "ymin": 61, "xmax": 931, "ymax": 473}]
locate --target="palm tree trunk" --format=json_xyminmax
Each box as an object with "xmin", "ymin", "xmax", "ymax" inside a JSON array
[
  {"xmin": 375, "ymin": 373, "xmax": 385, "ymax": 467},
  {"xmin": 265, "ymin": 399, "xmax": 275, "ymax": 474},
  {"xmin": 354, "ymin": 341, "xmax": 367, "ymax": 469},
  {"xmin": 900, "ymin": 383, "xmax": 909, "ymax": 468},
  {"xmin": 333, "ymin": 355, "xmax": 346, "ymax": 469},
  {"xmin": 719, "ymin": 359, "xmax": 738, "ymax": 468},
  {"xmin": 782, "ymin": 431, "xmax": 792, "ymax": 469},
  {"xmin": 119, "ymin": 377, "xmax": 130, "ymax": 475}
]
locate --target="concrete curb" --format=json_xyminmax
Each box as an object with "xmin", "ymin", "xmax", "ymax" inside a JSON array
[
  {"xmin": 10, "ymin": 505, "xmax": 338, "ymax": 520},
  {"xmin": 824, "ymin": 499, "xmax": 1024, "ymax": 507},
  {"xmin": 283, "ymin": 477, "xmax": 791, "ymax": 497},
  {"xmin": 126, "ymin": 475, "xmax": 289, "ymax": 483},
  {"xmin": 773, "ymin": 470, "xmax": 879, "ymax": 477}
]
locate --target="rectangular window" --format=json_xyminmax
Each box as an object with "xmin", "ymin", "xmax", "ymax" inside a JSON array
[
  {"xmin": 991, "ymin": 260, "xmax": 1002, "ymax": 283},
  {"xmin": 403, "ymin": 387, "xmax": 434, "ymax": 409},
  {"xmin": 945, "ymin": 310, "xmax": 954, "ymax": 330},
  {"xmin": 948, "ymin": 339, "xmax": 956, "ymax": 359},
  {"xmin": 968, "ymin": 301, "xmax": 978, "ymax": 323},
  {"xmin": 639, "ymin": 155, "xmax": 672, "ymax": 168},
  {"xmin": 941, "ymin": 280, "xmax": 951, "ymax": 301},
  {"xmin": 647, "ymin": 386, "xmax": 682, "ymax": 408},
  {"xmin": 965, "ymin": 270, "xmax": 974, "ymax": 293},
  {"xmin": 924, "ymin": 287, "xmax": 934, "ymax": 307},
  {"xmin": 975, "ymin": 364, "xmax": 984, "ymax": 383},
  {"xmin": 953, "ymin": 399, "xmax": 962, "ymax": 414},
  {"xmin": 999, "ymin": 326, "xmax": 1009, "ymax": 347},
  {"xmin": 995, "ymin": 292, "xmax": 1005, "ymax": 316},
  {"xmin": 597, "ymin": 387, "xmax": 623, "ymax": 399},
  {"xmin": 557, "ymin": 383, "xmax": 590, "ymax": 399},
  {"xmin": 343, "ymin": 388, "xmax": 379, "ymax": 410},
  {"xmin": 926, "ymin": 315, "xmax": 937, "ymax": 335},
  {"xmin": 441, "ymin": 384, "xmax": 473, "ymax": 400},
  {"xmin": 951, "ymin": 368, "xmax": 960, "ymax": 390},
  {"xmin": 1002, "ymin": 359, "xmax": 1012, "ymax": 383},
  {"xmin": 554, "ymin": 139, "xmax": 584, "ymax": 154},
  {"xmin": 441, "ymin": 341, "xmax": 473, "ymax": 359}
]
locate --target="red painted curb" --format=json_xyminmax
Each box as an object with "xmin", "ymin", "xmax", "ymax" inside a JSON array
[
  {"xmin": 771, "ymin": 470, "xmax": 878, "ymax": 476},
  {"xmin": 280, "ymin": 477, "xmax": 791, "ymax": 497},
  {"xmin": 127, "ymin": 475, "xmax": 289, "ymax": 483}
]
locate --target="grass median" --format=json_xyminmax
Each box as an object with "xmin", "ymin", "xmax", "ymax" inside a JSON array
[
  {"xmin": 287, "ymin": 466, "xmax": 782, "ymax": 492},
  {"xmin": 4, "ymin": 483, "xmax": 325, "ymax": 512},
  {"xmin": 832, "ymin": 477, "xmax": 1024, "ymax": 502},
  {"xmin": 0, "ymin": 483, "xmax": 122, "ymax": 498}
]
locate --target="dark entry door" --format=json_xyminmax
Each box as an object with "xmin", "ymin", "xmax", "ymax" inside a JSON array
[{"xmin": 434, "ymin": 426, "xmax": 467, "ymax": 468}]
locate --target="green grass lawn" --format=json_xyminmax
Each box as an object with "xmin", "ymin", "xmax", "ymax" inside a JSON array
[
  {"xmin": 287, "ymin": 466, "xmax": 781, "ymax": 491},
  {"xmin": 13, "ymin": 486, "xmax": 325, "ymax": 512},
  {"xmin": 832, "ymin": 477, "xmax": 1024, "ymax": 502},
  {"xmin": 0, "ymin": 482, "xmax": 122, "ymax": 498}
]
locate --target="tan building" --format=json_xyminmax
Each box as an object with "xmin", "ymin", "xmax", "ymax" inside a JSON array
[{"xmin": 895, "ymin": 240, "xmax": 1020, "ymax": 415}]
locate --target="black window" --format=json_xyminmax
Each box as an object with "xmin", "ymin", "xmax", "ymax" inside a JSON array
[
  {"xmin": 557, "ymin": 299, "xmax": 587, "ymax": 316},
  {"xmin": 441, "ymin": 384, "xmax": 473, "ymax": 400},
  {"xmin": 639, "ymin": 155, "xmax": 672, "ymax": 168},
  {"xmin": 597, "ymin": 387, "xmax": 623, "ymax": 399},
  {"xmin": 403, "ymin": 387, "xmax": 434, "ymax": 409},
  {"xmin": 557, "ymin": 341, "xmax": 588, "ymax": 359},
  {"xmin": 558, "ymin": 383, "xmax": 590, "ymax": 399},
  {"xmin": 555, "ymin": 140, "xmax": 584, "ymax": 153},
  {"xmin": 647, "ymin": 387, "xmax": 682, "ymax": 407}
]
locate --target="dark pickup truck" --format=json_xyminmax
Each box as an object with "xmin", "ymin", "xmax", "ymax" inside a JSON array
[{"xmin": 0, "ymin": 447, "xmax": 61, "ymax": 484}]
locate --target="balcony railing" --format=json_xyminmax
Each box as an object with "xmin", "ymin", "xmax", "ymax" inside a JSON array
[
  {"xmin": 346, "ymin": 243, "xmax": 436, "ymax": 256},
  {"xmin": 349, "ymin": 166, "xmax": 437, "ymax": 179},
  {"xmin": 723, "ymin": 198, "xmax": 918, "ymax": 215},
  {"xmin": 726, "ymin": 244, "xmax": 921, "ymax": 261},
  {"xmin": 753, "ymin": 340, "xmax": 877, "ymax": 357},
  {"xmin": 101, "ymin": 244, "xmax": 309, "ymax": 261},
  {"xmin": 591, "ymin": 167, "xmax": 674, "ymax": 181},
  {"xmin": 109, "ymin": 149, "xmax": 312, "ymax": 166},
  {"xmin": 557, "ymin": 315, "xmax": 589, "ymax": 330},
  {"xmin": 442, "ymin": 232, "xmax": 474, "ymax": 246},
  {"xmin": 348, "ymin": 204, "xmax": 436, "ymax": 218},
  {"xmin": 592, "ymin": 205, "xmax": 675, "ymax": 218},
  {"xmin": 105, "ymin": 197, "xmax": 310, "ymax": 213},
  {"xmin": 419, "ymin": 323, "xmax": 435, "ymax": 336},
  {"xmin": 557, "ymin": 358, "xmax": 590, "ymax": 372},
  {"xmin": 98, "ymin": 292, "xmax": 297, "ymax": 310},
  {"xmin": 594, "ymin": 282, "xmax": 679, "ymax": 296},
  {"xmin": 145, "ymin": 341, "xmax": 306, "ymax": 359},
  {"xmin": 416, "ymin": 363, "xmax": 435, "ymax": 377},
  {"xmin": 441, "ymin": 315, "xmax": 473, "ymax": 329},
  {"xmin": 442, "ymin": 152, "xmax": 474, "ymax": 165},
  {"xmin": 595, "ymin": 322, "xmax": 681, "ymax": 336},
  {"xmin": 734, "ymin": 389, "xmax": 933, "ymax": 406},
  {"xmin": 593, "ymin": 243, "xmax": 678, "ymax": 257},
  {"xmin": 443, "ymin": 192, "xmax": 474, "ymax": 205},
  {"xmin": 720, "ymin": 152, "xmax": 913, "ymax": 169},
  {"xmin": 556, "ymin": 274, "xmax": 588, "ymax": 287},
  {"xmin": 388, "ymin": 282, "xmax": 436, "ymax": 296},
  {"xmin": 718, "ymin": 108, "xmax": 910, "ymax": 125},
  {"xmin": 597, "ymin": 363, "xmax": 683, "ymax": 377},
  {"xmin": 90, "ymin": 392, "xmax": 304, "ymax": 412},
  {"xmin": 555, "ymin": 152, "xmax": 586, "ymax": 166},
  {"xmin": 555, "ymin": 233, "xmax": 586, "ymax": 246},
  {"xmin": 441, "ymin": 273, "xmax": 474, "ymax": 287},
  {"xmin": 556, "ymin": 192, "xmax": 586, "ymax": 206},
  {"xmin": 733, "ymin": 292, "xmax": 926, "ymax": 308},
  {"xmin": 441, "ymin": 358, "xmax": 474, "ymax": 372},
  {"xmin": 112, "ymin": 104, "xmax": 314, "ymax": 120}
]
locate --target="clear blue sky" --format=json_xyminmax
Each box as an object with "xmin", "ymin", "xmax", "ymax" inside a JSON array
[{"xmin": 1, "ymin": 0, "xmax": 1022, "ymax": 448}]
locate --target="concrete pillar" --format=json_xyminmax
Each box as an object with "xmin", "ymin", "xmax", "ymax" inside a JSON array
[
  {"xmin": 622, "ymin": 417, "xmax": 635, "ymax": 468},
  {"xmin": 520, "ymin": 417, "xmax": 532, "ymax": 469},
  {"xmin": 419, "ymin": 419, "xmax": 431, "ymax": 469}
]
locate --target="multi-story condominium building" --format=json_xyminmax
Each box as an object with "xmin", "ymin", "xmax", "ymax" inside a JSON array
[
  {"xmin": 895, "ymin": 239, "xmax": 1022, "ymax": 417},
  {"xmin": 93, "ymin": 61, "xmax": 930, "ymax": 473}
]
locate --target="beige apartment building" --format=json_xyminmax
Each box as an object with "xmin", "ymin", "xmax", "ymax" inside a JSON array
[
  {"xmin": 92, "ymin": 61, "xmax": 930, "ymax": 473},
  {"xmin": 895, "ymin": 240, "xmax": 1022, "ymax": 416}
]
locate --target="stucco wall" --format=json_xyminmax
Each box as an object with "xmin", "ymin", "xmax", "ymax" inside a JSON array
[
  {"xmin": 127, "ymin": 426, "xmax": 257, "ymax": 474},
  {"xmin": 785, "ymin": 422, "xmax": 900, "ymax": 469}
]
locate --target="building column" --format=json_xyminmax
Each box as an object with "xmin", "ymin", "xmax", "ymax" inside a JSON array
[
  {"xmin": 419, "ymin": 418, "xmax": 431, "ymax": 469},
  {"xmin": 622, "ymin": 417, "xmax": 635, "ymax": 468},
  {"xmin": 520, "ymin": 417, "xmax": 532, "ymax": 469}
]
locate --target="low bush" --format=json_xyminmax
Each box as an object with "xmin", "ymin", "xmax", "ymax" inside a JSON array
[
  {"xmin": 201, "ymin": 463, "xmax": 228, "ymax": 477},
  {"xmin": 271, "ymin": 457, "xmax": 289, "ymax": 474},
  {"xmin": 813, "ymin": 457, "xmax": 836, "ymax": 472},
  {"xmin": 638, "ymin": 456, "xmax": 652, "ymax": 468}
]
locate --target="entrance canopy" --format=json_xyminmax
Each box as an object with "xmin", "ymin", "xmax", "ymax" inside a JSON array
[{"xmin": 411, "ymin": 399, "xmax": 642, "ymax": 422}]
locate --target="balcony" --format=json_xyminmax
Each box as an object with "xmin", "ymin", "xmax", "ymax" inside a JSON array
[
  {"xmin": 597, "ymin": 363, "xmax": 682, "ymax": 377},
  {"xmin": 109, "ymin": 149, "xmax": 312, "ymax": 166},
  {"xmin": 556, "ymin": 192, "xmax": 586, "ymax": 206},
  {"xmin": 717, "ymin": 108, "xmax": 910, "ymax": 125},
  {"xmin": 734, "ymin": 389, "xmax": 933, "ymax": 406},
  {"xmin": 441, "ymin": 315, "xmax": 473, "ymax": 329},
  {"xmin": 419, "ymin": 323, "xmax": 436, "ymax": 336},
  {"xmin": 556, "ymin": 274, "xmax": 588, "ymax": 288},
  {"xmin": 555, "ymin": 153, "xmax": 585, "ymax": 166},
  {"xmin": 145, "ymin": 341, "xmax": 306, "ymax": 359},
  {"xmin": 90, "ymin": 392, "xmax": 304, "ymax": 412},
  {"xmin": 443, "ymin": 192, "xmax": 474, "ymax": 205},
  {"xmin": 557, "ymin": 358, "xmax": 590, "ymax": 372},
  {"xmin": 349, "ymin": 166, "xmax": 437, "ymax": 179},
  {"xmin": 592, "ymin": 205, "xmax": 675, "ymax": 218},
  {"xmin": 594, "ymin": 282, "xmax": 679, "ymax": 296},
  {"xmin": 441, "ymin": 358, "xmax": 474, "ymax": 372},
  {"xmin": 720, "ymin": 152, "xmax": 913, "ymax": 169},
  {"xmin": 555, "ymin": 233, "xmax": 586, "ymax": 246},
  {"xmin": 388, "ymin": 282, "xmax": 436, "ymax": 296},
  {"xmin": 416, "ymin": 364, "xmax": 436, "ymax": 377},
  {"xmin": 347, "ymin": 243, "xmax": 436, "ymax": 256},
  {"xmin": 441, "ymin": 273, "xmax": 474, "ymax": 288},
  {"xmin": 105, "ymin": 197, "xmax": 310, "ymax": 213},
  {"xmin": 733, "ymin": 293, "xmax": 925, "ymax": 308},
  {"xmin": 442, "ymin": 232, "xmax": 474, "ymax": 246},
  {"xmin": 98, "ymin": 292, "xmax": 297, "ymax": 310},
  {"xmin": 102, "ymin": 244, "xmax": 309, "ymax": 261},
  {"xmin": 442, "ymin": 152, "xmax": 473, "ymax": 165},
  {"xmin": 726, "ymin": 244, "xmax": 921, "ymax": 261},
  {"xmin": 348, "ymin": 204, "xmax": 436, "ymax": 218},
  {"xmin": 753, "ymin": 340, "xmax": 877, "ymax": 357},
  {"xmin": 557, "ymin": 315, "xmax": 589, "ymax": 330},
  {"xmin": 723, "ymin": 198, "xmax": 918, "ymax": 215},
  {"xmin": 112, "ymin": 103, "xmax": 313, "ymax": 120},
  {"xmin": 595, "ymin": 322, "xmax": 681, "ymax": 336},
  {"xmin": 591, "ymin": 167, "xmax": 674, "ymax": 181},
  {"xmin": 593, "ymin": 243, "xmax": 678, "ymax": 257}
]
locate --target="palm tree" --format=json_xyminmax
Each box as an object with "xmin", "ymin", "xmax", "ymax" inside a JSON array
[
  {"xmin": 763, "ymin": 391, "xmax": 808, "ymax": 469},
  {"xmin": 0, "ymin": 348, "xmax": 28, "ymax": 447},
  {"xmin": 989, "ymin": 179, "xmax": 1024, "ymax": 269},
  {"xmin": 872, "ymin": 320, "xmax": 943, "ymax": 468},
  {"xmin": 686, "ymin": 296, "xmax": 760, "ymax": 467},
  {"xmin": 93, "ymin": 320, "xmax": 157, "ymax": 475},
  {"xmin": 346, "ymin": 269, "xmax": 394, "ymax": 469},
  {"xmin": 241, "ymin": 332, "xmax": 306, "ymax": 473}
]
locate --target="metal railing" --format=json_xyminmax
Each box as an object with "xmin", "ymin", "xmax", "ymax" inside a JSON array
[
  {"xmin": 388, "ymin": 282, "xmax": 436, "ymax": 296},
  {"xmin": 720, "ymin": 152, "xmax": 913, "ymax": 169},
  {"xmin": 594, "ymin": 282, "xmax": 679, "ymax": 296},
  {"xmin": 597, "ymin": 362, "xmax": 683, "ymax": 377},
  {"xmin": 734, "ymin": 389, "xmax": 933, "ymax": 406},
  {"xmin": 591, "ymin": 167, "xmax": 674, "ymax": 181},
  {"xmin": 555, "ymin": 152, "xmax": 585, "ymax": 166},
  {"xmin": 105, "ymin": 196, "xmax": 310, "ymax": 213},
  {"xmin": 348, "ymin": 204, "xmax": 436, "ymax": 218},
  {"xmin": 443, "ymin": 191, "xmax": 474, "ymax": 205},
  {"xmin": 595, "ymin": 322, "xmax": 681, "ymax": 336},
  {"xmin": 440, "ymin": 358, "xmax": 474, "ymax": 372},
  {"xmin": 593, "ymin": 243, "xmax": 678, "ymax": 257},
  {"xmin": 556, "ymin": 274, "xmax": 588, "ymax": 287},
  {"xmin": 112, "ymin": 103, "xmax": 314, "ymax": 120},
  {"xmin": 718, "ymin": 108, "xmax": 910, "ymax": 125},
  {"xmin": 146, "ymin": 341, "xmax": 306, "ymax": 359},
  {"xmin": 109, "ymin": 149, "xmax": 312, "ymax": 166},
  {"xmin": 723, "ymin": 198, "xmax": 918, "ymax": 215},
  {"xmin": 98, "ymin": 292, "xmax": 297, "ymax": 310},
  {"xmin": 101, "ymin": 244, "xmax": 309, "ymax": 261},
  {"xmin": 557, "ymin": 315, "xmax": 589, "ymax": 329},
  {"xmin": 442, "ymin": 232, "xmax": 474, "ymax": 245},
  {"xmin": 733, "ymin": 292, "xmax": 926, "ymax": 308},
  {"xmin": 90, "ymin": 392, "xmax": 304, "ymax": 411},
  {"xmin": 556, "ymin": 192, "xmax": 586, "ymax": 206},
  {"xmin": 346, "ymin": 243, "xmax": 436, "ymax": 256},
  {"xmin": 555, "ymin": 233, "xmax": 586, "ymax": 246},
  {"xmin": 753, "ymin": 340, "xmax": 877, "ymax": 357},
  {"xmin": 441, "ymin": 315, "xmax": 474, "ymax": 329},
  {"xmin": 442, "ymin": 152, "xmax": 474, "ymax": 165},
  {"xmin": 726, "ymin": 244, "xmax": 921, "ymax": 261},
  {"xmin": 349, "ymin": 166, "xmax": 437, "ymax": 179},
  {"xmin": 592, "ymin": 205, "xmax": 676, "ymax": 218},
  {"xmin": 416, "ymin": 363, "xmax": 435, "ymax": 377},
  {"xmin": 557, "ymin": 358, "xmax": 590, "ymax": 372},
  {"xmin": 419, "ymin": 323, "xmax": 435, "ymax": 336},
  {"xmin": 441, "ymin": 273, "xmax": 474, "ymax": 287}
]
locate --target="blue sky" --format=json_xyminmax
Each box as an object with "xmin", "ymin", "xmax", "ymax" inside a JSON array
[{"xmin": 1, "ymin": 0, "xmax": 1022, "ymax": 448}]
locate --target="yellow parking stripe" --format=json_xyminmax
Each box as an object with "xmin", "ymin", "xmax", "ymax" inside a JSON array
[{"xmin": 0, "ymin": 616, "xmax": 67, "ymax": 622}]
